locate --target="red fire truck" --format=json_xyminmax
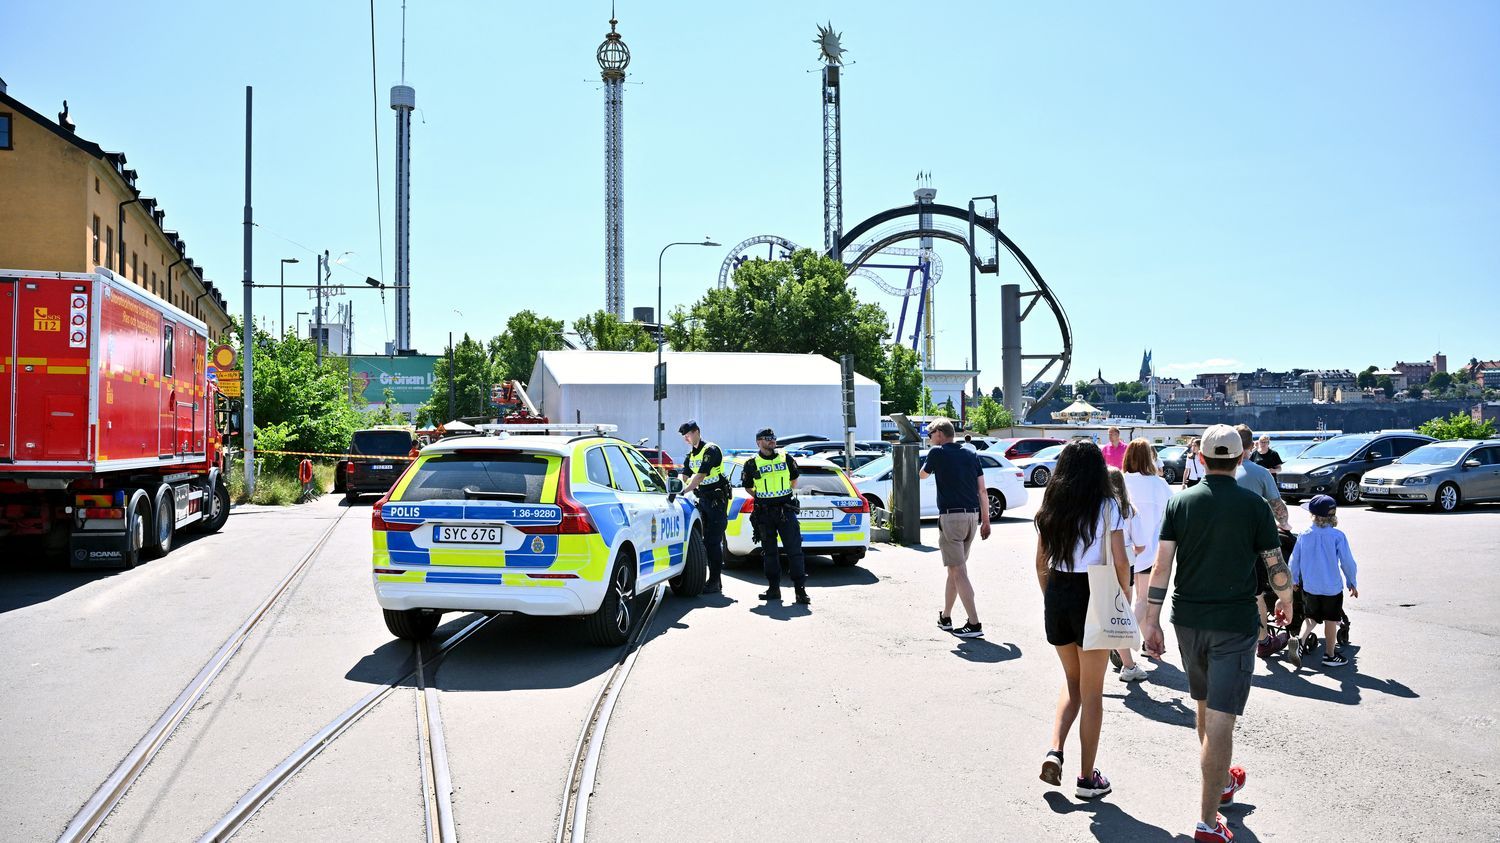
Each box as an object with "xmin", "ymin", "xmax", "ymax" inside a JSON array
[{"xmin": 0, "ymin": 268, "xmax": 231, "ymax": 567}]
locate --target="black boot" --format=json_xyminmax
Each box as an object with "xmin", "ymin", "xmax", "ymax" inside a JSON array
[
  {"xmin": 758, "ymin": 586, "xmax": 782, "ymax": 601},
  {"xmin": 794, "ymin": 586, "xmax": 811, "ymax": 605},
  {"xmin": 703, "ymin": 575, "xmax": 722, "ymax": 594}
]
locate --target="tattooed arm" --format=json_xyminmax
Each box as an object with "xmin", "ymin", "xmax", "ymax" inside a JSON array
[{"xmin": 1270, "ymin": 498, "xmax": 1290, "ymax": 531}]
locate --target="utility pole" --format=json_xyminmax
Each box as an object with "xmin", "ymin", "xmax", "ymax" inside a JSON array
[
  {"xmin": 241, "ymin": 86, "xmax": 256, "ymax": 494},
  {"xmin": 447, "ymin": 331, "xmax": 455, "ymax": 422},
  {"xmin": 315, "ymin": 250, "xmax": 326, "ymax": 366}
]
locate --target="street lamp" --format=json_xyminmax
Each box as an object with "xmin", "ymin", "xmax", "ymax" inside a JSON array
[
  {"xmin": 656, "ymin": 238, "xmax": 720, "ymax": 451},
  {"xmin": 294, "ymin": 311, "xmax": 310, "ymax": 337},
  {"xmin": 279, "ymin": 258, "xmax": 299, "ymax": 336}
]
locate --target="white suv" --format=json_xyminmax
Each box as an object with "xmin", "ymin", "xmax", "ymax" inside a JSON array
[{"xmin": 850, "ymin": 450, "xmax": 1028, "ymax": 520}]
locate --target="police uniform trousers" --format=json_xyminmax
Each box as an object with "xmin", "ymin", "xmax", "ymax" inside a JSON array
[
  {"xmin": 697, "ymin": 483, "xmax": 729, "ymax": 580},
  {"xmin": 753, "ymin": 500, "xmax": 805, "ymax": 588}
]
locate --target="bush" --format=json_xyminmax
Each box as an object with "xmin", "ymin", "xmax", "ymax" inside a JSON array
[
  {"xmin": 1418, "ymin": 412, "xmax": 1496, "ymax": 441},
  {"xmin": 226, "ymin": 457, "xmax": 335, "ymax": 506}
]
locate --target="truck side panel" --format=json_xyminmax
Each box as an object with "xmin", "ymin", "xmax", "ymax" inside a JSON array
[
  {"xmin": 1, "ymin": 277, "xmax": 13, "ymax": 461},
  {"xmin": 98, "ymin": 280, "xmax": 164, "ymax": 464},
  {"xmin": 11, "ymin": 277, "xmax": 92, "ymax": 463}
]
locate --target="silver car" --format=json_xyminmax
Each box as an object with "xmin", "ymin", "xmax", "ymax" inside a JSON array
[
  {"xmin": 1014, "ymin": 443, "xmax": 1065, "ymax": 487},
  {"xmin": 1359, "ymin": 439, "xmax": 1500, "ymax": 512}
]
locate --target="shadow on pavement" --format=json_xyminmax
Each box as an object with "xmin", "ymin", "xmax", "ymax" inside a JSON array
[
  {"xmin": 721, "ymin": 554, "xmax": 880, "ymax": 588},
  {"xmin": 1042, "ymin": 790, "xmax": 1176, "ymax": 841},
  {"xmin": 950, "ymin": 638, "xmax": 1021, "ymax": 663},
  {"xmin": 749, "ymin": 600, "xmax": 813, "ymax": 621},
  {"xmin": 1109, "ymin": 680, "xmax": 1197, "ymax": 729},
  {"xmin": 1223, "ymin": 802, "xmax": 1264, "ymax": 842},
  {"xmin": 0, "ymin": 527, "xmax": 218, "ymax": 614},
  {"xmin": 1253, "ymin": 645, "xmax": 1418, "ymax": 705}
]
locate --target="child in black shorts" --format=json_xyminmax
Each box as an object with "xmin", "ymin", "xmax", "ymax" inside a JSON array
[{"xmin": 1288, "ymin": 495, "xmax": 1360, "ymax": 668}]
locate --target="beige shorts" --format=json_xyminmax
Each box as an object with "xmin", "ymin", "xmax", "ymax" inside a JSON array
[{"xmin": 937, "ymin": 512, "xmax": 979, "ymax": 567}]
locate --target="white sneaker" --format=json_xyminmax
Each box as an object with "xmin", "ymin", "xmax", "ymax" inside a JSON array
[{"xmin": 1118, "ymin": 664, "xmax": 1148, "ymax": 682}]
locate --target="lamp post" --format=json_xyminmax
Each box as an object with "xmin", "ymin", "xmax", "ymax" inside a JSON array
[
  {"xmin": 279, "ymin": 258, "xmax": 299, "ymax": 336},
  {"xmin": 655, "ymin": 238, "xmax": 719, "ymax": 451}
]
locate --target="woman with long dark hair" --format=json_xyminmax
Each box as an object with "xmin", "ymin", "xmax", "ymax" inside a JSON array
[{"xmin": 1035, "ymin": 440, "xmax": 1131, "ymax": 800}]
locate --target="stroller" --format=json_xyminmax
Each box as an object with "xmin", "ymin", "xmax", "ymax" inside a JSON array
[{"xmin": 1258, "ymin": 528, "xmax": 1350, "ymax": 659}]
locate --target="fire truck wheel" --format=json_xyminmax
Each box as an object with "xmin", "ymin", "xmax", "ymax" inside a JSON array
[
  {"xmin": 123, "ymin": 498, "xmax": 149, "ymax": 569},
  {"xmin": 145, "ymin": 488, "xmax": 176, "ymax": 559},
  {"xmin": 200, "ymin": 477, "xmax": 231, "ymax": 534}
]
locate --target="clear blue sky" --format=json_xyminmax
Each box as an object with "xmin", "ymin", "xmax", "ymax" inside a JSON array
[{"xmin": 6, "ymin": 2, "xmax": 1497, "ymax": 388}]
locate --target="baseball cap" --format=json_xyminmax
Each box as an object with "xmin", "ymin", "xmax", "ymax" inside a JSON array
[
  {"xmin": 1200, "ymin": 424, "xmax": 1243, "ymax": 460},
  {"xmin": 1303, "ymin": 494, "xmax": 1337, "ymax": 517},
  {"xmin": 677, "ymin": 420, "xmax": 700, "ymax": 435},
  {"xmin": 755, "ymin": 428, "xmax": 776, "ymax": 441}
]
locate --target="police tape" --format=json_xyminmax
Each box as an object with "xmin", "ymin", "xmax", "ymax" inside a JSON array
[{"xmin": 247, "ymin": 449, "xmax": 419, "ymax": 462}]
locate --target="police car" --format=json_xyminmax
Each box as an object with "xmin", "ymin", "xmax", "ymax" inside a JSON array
[
  {"xmin": 370, "ymin": 425, "xmax": 707, "ymax": 645},
  {"xmin": 719, "ymin": 453, "xmax": 870, "ymax": 567}
]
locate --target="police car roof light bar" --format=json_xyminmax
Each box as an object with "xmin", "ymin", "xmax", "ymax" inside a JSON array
[{"xmin": 475, "ymin": 423, "xmax": 619, "ymax": 437}]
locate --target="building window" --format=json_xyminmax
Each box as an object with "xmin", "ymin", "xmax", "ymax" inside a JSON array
[
  {"xmin": 0, "ymin": 113, "xmax": 12, "ymax": 150},
  {"xmin": 92, "ymin": 216, "xmax": 102, "ymax": 264},
  {"xmin": 162, "ymin": 325, "xmax": 175, "ymax": 377},
  {"xmin": 105, "ymin": 226, "xmax": 114, "ymax": 269},
  {"xmin": 130, "ymin": 252, "xmax": 138, "ymax": 282},
  {"xmin": 151, "ymin": 271, "xmax": 157, "ymax": 294}
]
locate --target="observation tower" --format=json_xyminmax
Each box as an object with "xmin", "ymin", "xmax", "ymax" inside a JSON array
[
  {"xmin": 598, "ymin": 9, "xmax": 631, "ymax": 318},
  {"xmin": 817, "ymin": 23, "xmax": 846, "ymax": 261}
]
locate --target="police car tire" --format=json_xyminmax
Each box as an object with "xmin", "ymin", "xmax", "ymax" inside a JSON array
[
  {"xmin": 145, "ymin": 487, "xmax": 176, "ymax": 560},
  {"xmin": 834, "ymin": 553, "xmax": 860, "ymax": 568},
  {"xmin": 383, "ymin": 608, "xmax": 441, "ymax": 640},
  {"xmin": 669, "ymin": 529, "xmax": 708, "ymax": 598},
  {"xmin": 585, "ymin": 553, "xmax": 637, "ymax": 647},
  {"xmin": 200, "ymin": 477, "xmax": 231, "ymax": 534}
]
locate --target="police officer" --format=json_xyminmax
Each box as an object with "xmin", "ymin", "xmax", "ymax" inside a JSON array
[
  {"xmin": 740, "ymin": 428, "xmax": 810, "ymax": 605},
  {"xmin": 678, "ymin": 420, "xmax": 729, "ymax": 594}
]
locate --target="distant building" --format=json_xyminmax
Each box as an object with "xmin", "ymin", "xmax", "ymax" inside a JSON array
[
  {"xmin": 1168, "ymin": 385, "xmax": 1211, "ymax": 402},
  {"xmin": 1480, "ymin": 367, "xmax": 1500, "ymax": 390},
  {"xmin": 1233, "ymin": 386, "xmax": 1315, "ymax": 406},
  {"xmin": 1194, "ymin": 373, "xmax": 1233, "ymax": 396},
  {"xmin": 1472, "ymin": 401, "xmax": 1500, "ymax": 425},
  {"xmin": 1394, "ymin": 359, "xmax": 1435, "ymax": 385},
  {"xmin": 1432, "ymin": 352, "xmax": 1448, "ymax": 374},
  {"xmin": 1138, "ymin": 350, "xmax": 1152, "ymax": 384},
  {"xmin": 1302, "ymin": 370, "xmax": 1356, "ymax": 402},
  {"xmin": 1371, "ymin": 368, "xmax": 1409, "ymax": 391},
  {"xmin": 0, "ymin": 84, "xmax": 230, "ymax": 337},
  {"xmin": 1086, "ymin": 370, "xmax": 1115, "ymax": 402}
]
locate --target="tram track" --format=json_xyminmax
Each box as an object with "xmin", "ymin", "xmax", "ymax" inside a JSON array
[{"xmin": 57, "ymin": 504, "xmax": 354, "ymax": 843}]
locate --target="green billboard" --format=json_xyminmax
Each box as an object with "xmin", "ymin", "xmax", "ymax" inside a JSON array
[{"xmin": 347, "ymin": 355, "xmax": 440, "ymax": 408}]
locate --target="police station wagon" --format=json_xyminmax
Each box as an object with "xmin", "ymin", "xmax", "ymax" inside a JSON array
[
  {"xmin": 720, "ymin": 454, "xmax": 870, "ymax": 567},
  {"xmin": 371, "ymin": 427, "xmax": 707, "ymax": 645}
]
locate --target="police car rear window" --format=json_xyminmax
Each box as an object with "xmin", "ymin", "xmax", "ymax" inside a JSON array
[
  {"xmin": 399, "ymin": 453, "xmax": 550, "ymax": 503},
  {"xmin": 798, "ymin": 468, "xmax": 851, "ymax": 495},
  {"xmin": 352, "ymin": 430, "xmax": 413, "ymax": 456}
]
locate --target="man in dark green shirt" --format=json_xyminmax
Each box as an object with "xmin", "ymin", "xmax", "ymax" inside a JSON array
[{"xmin": 1140, "ymin": 425, "xmax": 1292, "ymax": 842}]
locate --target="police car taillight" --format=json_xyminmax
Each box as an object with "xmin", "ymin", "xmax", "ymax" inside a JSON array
[
  {"xmin": 371, "ymin": 494, "xmax": 419, "ymax": 532},
  {"xmin": 516, "ymin": 468, "xmax": 596, "ymax": 535}
]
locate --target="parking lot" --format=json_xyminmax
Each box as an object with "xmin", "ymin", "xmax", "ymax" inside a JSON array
[{"xmin": 3, "ymin": 492, "xmax": 1497, "ymax": 841}]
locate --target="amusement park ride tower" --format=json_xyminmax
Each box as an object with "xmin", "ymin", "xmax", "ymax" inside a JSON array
[
  {"xmin": 817, "ymin": 23, "xmax": 845, "ymax": 261},
  {"xmin": 391, "ymin": 79, "xmax": 415, "ymax": 351},
  {"xmin": 598, "ymin": 9, "xmax": 630, "ymax": 319}
]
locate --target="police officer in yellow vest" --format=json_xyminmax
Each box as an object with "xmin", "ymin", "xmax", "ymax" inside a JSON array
[
  {"xmin": 740, "ymin": 428, "xmax": 810, "ymax": 605},
  {"xmin": 678, "ymin": 420, "xmax": 729, "ymax": 594}
]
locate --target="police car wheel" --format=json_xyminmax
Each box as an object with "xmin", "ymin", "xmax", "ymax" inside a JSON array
[
  {"xmin": 833, "ymin": 553, "xmax": 860, "ymax": 568},
  {"xmin": 585, "ymin": 554, "xmax": 637, "ymax": 646},
  {"xmin": 669, "ymin": 529, "xmax": 708, "ymax": 598},
  {"xmin": 145, "ymin": 487, "xmax": 176, "ymax": 559},
  {"xmin": 383, "ymin": 608, "xmax": 441, "ymax": 640}
]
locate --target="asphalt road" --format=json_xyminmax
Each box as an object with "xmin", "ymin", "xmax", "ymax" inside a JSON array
[{"xmin": 2, "ymin": 490, "xmax": 1496, "ymax": 842}]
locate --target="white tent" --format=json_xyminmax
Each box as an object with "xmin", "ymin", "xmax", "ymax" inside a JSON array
[{"xmin": 528, "ymin": 351, "xmax": 882, "ymax": 450}]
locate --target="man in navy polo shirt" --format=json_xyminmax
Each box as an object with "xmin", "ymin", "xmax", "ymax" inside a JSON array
[{"xmin": 920, "ymin": 418, "xmax": 992, "ymax": 638}]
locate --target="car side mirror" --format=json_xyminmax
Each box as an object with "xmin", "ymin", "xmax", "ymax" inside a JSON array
[
  {"xmin": 1365, "ymin": 452, "xmax": 1378, "ymax": 462},
  {"xmin": 1464, "ymin": 458, "xmax": 1482, "ymax": 469},
  {"xmin": 667, "ymin": 477, "xmax": 684, "ymax": 494}
]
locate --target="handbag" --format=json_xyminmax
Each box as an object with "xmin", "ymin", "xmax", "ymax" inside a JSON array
[{"xmin": 1082, "ymin": 523, "xmax": 1142, "ymax": 651}]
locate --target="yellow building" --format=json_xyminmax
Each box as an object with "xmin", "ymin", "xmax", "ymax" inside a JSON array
[{"xmin": 0, "ymin": 81, "xmax": 231, "ymax": 338}]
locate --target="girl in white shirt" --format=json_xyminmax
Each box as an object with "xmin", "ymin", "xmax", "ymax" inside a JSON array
[
  {"xmin": 1115, "ymin": 440, "xmax": 1174, "ymax": 678},
  {"xmin": 1182, "ymin": 438, "xmax": 1205, "ymax": 487}
]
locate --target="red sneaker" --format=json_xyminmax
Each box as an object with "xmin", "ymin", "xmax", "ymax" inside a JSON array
[
  {"xmin": 1220, "ymin": 766, "xmax": 1247, "ymax": 804},
  {"xmin": 1195, "ymin": 815, "xmax": 1234, "ymax": 842}
]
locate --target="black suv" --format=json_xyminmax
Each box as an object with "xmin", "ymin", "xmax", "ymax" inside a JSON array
[
  {"xmin": 338, "ymin": 427, "xmax": 416, "ymax": 502},
  {"xmin": 1276, "ymin": 431, "xmax": 1435, "ymax": 505}
]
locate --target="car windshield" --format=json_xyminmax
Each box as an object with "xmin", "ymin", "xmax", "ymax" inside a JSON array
[
  {"xmin": 1396, "ymin": 444, "xmax": 1470, "ymax": 466},
  {"xmin": 1030, "ymin": 445, "xmax": 1065, "ymax": 461},
  {"xmin": 398, "ymin": 453, "xmax": 550, "ymax": 503},
  {"xmin": 1158, "ymin": 446, "xmax": 1187, "ymax": 460},
  {"xmin": 798, "ymin": 468, "xmax": 854, "ymax": 495},
  {"xmin": 1270, "ymin": 440, "xmax": 1316, "ymax": 459},
  {"xmin": 352, "ymin": 430, "xmax": 412, "ymax": 456},
  {"xmin": 852, "ymin": 455, "xmax": 892, "ymax": 478},
  {"xmin": 1299, "ymin": 435, "xmax": 1373, "ymax": 460}
]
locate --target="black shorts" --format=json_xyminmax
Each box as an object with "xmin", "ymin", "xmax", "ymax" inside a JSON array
[
  {"xmin": 1176, "ymin": 626, "xmax": 1257, "ymax": 715},
  {"xmin": 1302, "ymin": 590, "xmax": 1344, "ymax": 623},
  {"xmin": 1044, "ymin": 571, "xmax": 1090, "ymax": 647}
]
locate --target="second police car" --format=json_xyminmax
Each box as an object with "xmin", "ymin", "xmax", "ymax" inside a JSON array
[
  {"xmin": 718, "ymin": 453, "xmax": 871, "ymax": 567},
  {"xmin": 370, "ymin": 426, "xmax": 707, "ymax": 645}
]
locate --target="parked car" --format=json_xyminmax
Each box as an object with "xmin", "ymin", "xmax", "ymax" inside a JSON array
[
  {"xmin": 1155, "ymin": 444, "xmax": 1188, "ymax": 484},
  {"xmin": 850, "ymin": 450, "xmax": 1028, "ymax": 520},
  {"xmin": 1276, "ymin": 431, "xmax": 1435, "ymax": 504},
  {"xmin": 775, "ymin": 433, "xmax": 830, "ymax": 448},
  {"xmin": 984, "ymin": 437, "xmax": 1066, "ymax": 462},
  {"xmin": 856, "ymin": 440, "xmax": 892, "ymax": 453},
  {"xmin": 824, "ymin": 450, "xmax": 887, "ymax": 471},
  {"xmin": 1014, "ymin": 443, "xmax": 1065, "ymax": 487},
  {"xmin": 340, "ymin": 427, "xmax": 417, "ymax": 502},
  {"xmin": 799, "ymin": 441, "xmax": 853, "ymax": 455},
  {"xmin": 1360, "ymin": 439, "xmax": 1500, "ymax": 512},
  {"xmin": 636, "ymin": 447, "xmax": 677, "ymax": 477},
  {"xmin": 719, "ymin": 456, "xmax": 870, "ymax": 567}
]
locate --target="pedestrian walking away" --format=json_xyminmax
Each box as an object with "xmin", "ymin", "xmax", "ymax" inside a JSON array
[
  {"xmin": 1288, "ymin": 495, "xmax": 1360, "ymax": 669},
  {"xmin": 1102, "ymin": 426, "xmax": 1127, "ymax": 469},
  {"xmin": 1034, "ymin": 440, "xmax": 1130, "ymax": 802},
  {"xmin": 1182, "ymin": 438, "xmax": 1205, "ymax": 488},
  {"xmin": 740, "ymin": 428, "xmax": 810, "ymax": 606},
  {"xmin": 920, "ymin": 418, "xmax": 991, "ymax": 638},
  {"xmin": 1139, "ymin": 424, "xmax": 1295, "ymax": 842},
  {"xmin": 1233, "ymin": 425, "xmax": 1292, "ymax": 657},
  {"xmin": 679, "ymin": 420, "xmax": 730, "ymax": 594}
]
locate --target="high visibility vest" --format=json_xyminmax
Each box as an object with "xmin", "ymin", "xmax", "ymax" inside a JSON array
[
  {"xmin": 751, "ymin": 451, "xmax": 793, "ymax": 499},
  {"xmin": 687, "ymin": 443, "xmax": 726, "ymax": 486}
]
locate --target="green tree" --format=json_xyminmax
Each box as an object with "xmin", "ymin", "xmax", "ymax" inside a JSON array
[
  {"xmin": 418, "ymin": 334, "xmax": 496, "ymax": 426},
  {"xmin": 1418, "ymin": 412, "xmax": 1496, "ymax": 441},
  {"xmin": 241, "ymin": 330, "xmax": 361, "ymax": 473},
  {"xmin": 1375, "ymin": 374, "xmax": 1395, "ymax": 398},
  {"xmin": 1114, "ymin": 381, "xmax": 1148, "ymax": 402},
  {"xmin": 967, "ymin": 396, "xmax": 1015, "ymax": 434},
  {"xmin": 1428, "ymin": 371, "xmax": 1453, "ymax": 393},
  {"xmin": 1357, "ymin": 366, "xmax": 1378, "ymax": 389},
  {"xmin": 491, "ymin": 310, "xmax": 566, "ymax": 382},
  {"xmin": 937, "ymin": 397, "xmax": 957, "ymax": 418},
  {"xmin": 877, "ymin": 344, "xmax": 923, "ymax": 415},
  {"xmin": 990, "ymin": 386, "xmax": 1003, "ymax": 404},
  {"xmin": 364, "ymin": 388, "xmax": 407, "ymax": 425},
  {"xmin": 665, "ymin": 249, "xmax": 889, "ymax": 383},
  {"xmin": 1405, "ymin": 383, "xmax": 1424, "ymax": 400},
  {"xmin": 573, "ymin": 309, "xmax": 655, "ymax": 352}
]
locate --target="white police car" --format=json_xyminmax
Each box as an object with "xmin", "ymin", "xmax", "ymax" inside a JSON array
[
  {"xmin": 718, "ymin": 453, "xmax": 871, "ymax": 567},
  {"xmin": 370, "ymin": 426, "xmax": 707, "ymax": 645}
]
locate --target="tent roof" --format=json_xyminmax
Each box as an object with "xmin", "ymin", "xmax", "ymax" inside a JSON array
[
  {"xmin": 1052, "ymin": 396, "xmax": 1107, "ymax": 419},
  {"xmin": 534, "ymin": 351, "xmax": 879, "ymax": 387},
  {"xmin": 441, "ymin": 420, "xmax": 476, "ymax": 431}
]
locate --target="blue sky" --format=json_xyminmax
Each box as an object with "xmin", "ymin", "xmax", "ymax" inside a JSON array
[{"xmin": 5, "ymin": 2, "xmax": 1497, "ymax": 389}]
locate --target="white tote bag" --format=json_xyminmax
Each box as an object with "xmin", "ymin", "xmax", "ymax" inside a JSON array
[{"xmin": 1082, "ymin": 527, "xmax": 1142, "ymax": 651}]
